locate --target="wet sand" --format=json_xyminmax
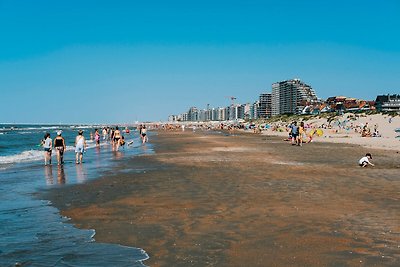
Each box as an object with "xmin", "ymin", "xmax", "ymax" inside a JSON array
[{"xmin": 42, "ymin": 130, "xmax": 400, "ymax": 266}]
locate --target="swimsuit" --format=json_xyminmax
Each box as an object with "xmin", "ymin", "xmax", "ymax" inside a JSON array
[{"xmin": 54, "ymin": 138, "xmax": 64, "ymax": 153}]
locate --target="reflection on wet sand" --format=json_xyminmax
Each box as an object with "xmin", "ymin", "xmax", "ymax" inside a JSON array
[
  {"xmin": 44, "ymin": 165, "xmax": 67, "ymax": 185},
  {"xmin": 57, "ymin": 165, "xmax": 66, "ymax": 184},
  {"xmin": 44, "ymin": 165, "xmax": 54, "ymax": 185},
  {"xmin": 75, "ymin": 164, "xmax": 87, "ymax": 183},
  {"xmin": 113, "ymin": 151, "xmax": 123, "ymax": 160}
]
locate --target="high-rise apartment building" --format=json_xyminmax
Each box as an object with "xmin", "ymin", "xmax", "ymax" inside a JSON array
[
  {"xmin": 258, "ymin": 93, "xmax": 272, "ymax": 118},
  {"xmin": 187, "ymin": 107, "xmax": 198, "ymax": 121},
  {"xmin": 271, "ymin": 79, "xmax": 318, "ymax": 116}
]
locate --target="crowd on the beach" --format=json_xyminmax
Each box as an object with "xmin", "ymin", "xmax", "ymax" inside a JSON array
[
  {"xmin": 159, "ymin": 112, "xmax": 399, "ymax": 167},
  {"xmin": 40, "ymin": 125, "xmax": 149, "ymax": 166},
  {"xmin": 39, "ymin": 113, "xmax": 396, "ymax": 168}
]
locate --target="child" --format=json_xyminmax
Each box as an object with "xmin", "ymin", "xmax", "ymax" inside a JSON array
[
  {"xmin": 120, "ymin": 135, "xmax": 126, "ymax": 149},
  {"xmin": 359, "ymin": 153, "xmax": 374, "ymax": 167}
]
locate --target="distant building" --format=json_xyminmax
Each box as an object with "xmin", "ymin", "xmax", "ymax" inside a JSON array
[
  {"xmin": 249, "ymin": 101, "xmax": 259, "ymax": 120},
  {"xmin": 180, "ymin": 112, "xmax": 188, "ymax": 121},
  {"xmin": 272, "ymin": 79, "xmax": 318, "ymax": 116},
  {"xmin": 219, "ymin": 107, "xmax": 227, "ymax": 121},
  {"xmin": 326, "ymin": 96, "xmax": 375, "ymax": 113},
  {"xmin": 375, "ymin": 94, "xmax": 400, "ymax": 112},
  {"xmin": 168, "ymin": 115, "xmax": 178, "ymax": 122},
  {"xmin": 238, "ymin": 103, "xmax": 251, "ymax": 120},
  {"xmin": 258, "ymin": 93, "xmax": 272, "ymax": 118},
  {"xmin": 198, "ymin": 109, "xmax": 207, "ymax": 121},
  {"xmin": 187, "ymin": 107, "xmax": 198, "ymax": 121}
]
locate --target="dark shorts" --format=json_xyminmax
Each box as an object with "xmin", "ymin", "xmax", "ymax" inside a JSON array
[
  {"xmin": 292, "ymin": 133, "xmax": 298, "ymax": 138},
  {"xmin": 44, "ymin": 148, "xmax": 52, "ymax": 153},
  {"xmin": 141, "ymin": 133, "xmax": 147, "ymax": 137}
]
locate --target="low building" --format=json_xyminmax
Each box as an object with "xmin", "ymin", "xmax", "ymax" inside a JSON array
[{"xmin": 375, "ymin": 94, "xmax": 400, "ymax": 112}]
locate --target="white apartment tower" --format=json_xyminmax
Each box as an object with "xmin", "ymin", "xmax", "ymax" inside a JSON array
[{"xmin": 271, "ymin": 79, "xmax": 317, "ymax": 116}]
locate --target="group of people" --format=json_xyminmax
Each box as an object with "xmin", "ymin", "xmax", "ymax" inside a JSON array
[
  {"xmin": 287, "ymin": 121, "xmax": 308, "ymax": 146},
  {"xmin": 41, "ymin": 125, "xmax": 151, "ymax": 166},
  {"xmin": 42, "ymin": 130, "xmax": 86, "ymax": 165}
]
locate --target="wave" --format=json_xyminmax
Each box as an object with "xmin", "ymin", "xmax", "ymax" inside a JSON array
[
  {"xmin": 0, "ymin": 150, "xmax": 44, "ymax": 164},
  {"xmin": 0, "ymin": 145, "xmax": 95, "ymax": 165}
]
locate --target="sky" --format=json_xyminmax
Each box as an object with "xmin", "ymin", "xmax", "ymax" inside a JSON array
[{"xmin": 0, "ymin": 0, "xmax": 399, "ymax": 123}]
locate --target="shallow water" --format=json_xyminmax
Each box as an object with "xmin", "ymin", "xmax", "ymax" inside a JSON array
[{"xmin": 0, "ymin": 124, "xmax": 152, "ymax": 266}]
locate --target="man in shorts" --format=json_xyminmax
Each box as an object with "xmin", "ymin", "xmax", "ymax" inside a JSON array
[{"xmin": 290, "ymin": 121, "xmax": 299, "ymax": 146}]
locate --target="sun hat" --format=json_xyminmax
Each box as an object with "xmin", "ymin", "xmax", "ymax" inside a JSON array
[{"xmin": 57, "ymin": 130, "xmax": 62, "ymax": 135}]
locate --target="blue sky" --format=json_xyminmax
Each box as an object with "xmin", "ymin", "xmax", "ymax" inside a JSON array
[{"xmin": 0, "ymin": 0, "xmax": 399, "ymax": 123}]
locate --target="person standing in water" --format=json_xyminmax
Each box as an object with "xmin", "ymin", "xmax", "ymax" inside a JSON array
[
  {"xmin": 54, "ymin": 130, "xmax": 66, "ymax": 165},
  {"xmin": 75, "ymin": 130, "xmax": 86, "ymax": 164},
  {"xmin": 141, "ymin": 125, "xmax": 148, "ymax": 144},
  {"xmin": 43, "ymin": 133, "xmax": 52, "ymax": 165},
  {"xmin": 94, "ymin": 129, "xmax": 100, "ymax": 147}
]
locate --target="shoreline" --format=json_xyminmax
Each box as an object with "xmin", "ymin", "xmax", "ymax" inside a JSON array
[{"xmin": 41, "ymin": 130, "xmax": 400, "ymax": 266}]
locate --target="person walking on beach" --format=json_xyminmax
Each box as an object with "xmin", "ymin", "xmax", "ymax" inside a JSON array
[
  {"xmin": 75, "ymin": 130, "xmax": 87, "ymax": 164},
  {"xmin": 141, "ymin": 125, "xmax": 148, "ymax": 144},
  {"xmin": 289, "ymin": 121, "xmax": 299, "ymax": 146},
  {"xmin": 54, "ymin": 130, "xmax": 66, "ymax": 165},
  {"xmin": 102, "ymin": 127, "xmax": 108, "ymax": 140},
  {"xmin": 359, "ymin": 153, "xmax": 374, "ymax": 167},
  {"xmin": 110, "ymin": 128, "xmax": 115, "ymax": 144},
  {"xmin": 298, "ymin": 121, "xmax": 305, "ymax": 146},
  {"xmin": 43, "ymin": 133, "xmax": 52, "ymax": 165},
  {"xmin": 114, "ymin": 126, "xmax": 122, "ymax": 150}
]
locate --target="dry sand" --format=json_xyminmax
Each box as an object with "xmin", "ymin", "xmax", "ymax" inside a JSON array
[
  {"xmin": 42, "ymin": 130, "xmax": 400, "ymax": 266},
  {"xmin": 262, "ymin": 113, "xmax": 400, "ymax": 151}
]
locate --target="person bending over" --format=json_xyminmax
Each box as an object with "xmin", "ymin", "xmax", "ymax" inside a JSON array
[{"xmin": 359, "ymin": 153, "xmax": 374, "ymax": 167}]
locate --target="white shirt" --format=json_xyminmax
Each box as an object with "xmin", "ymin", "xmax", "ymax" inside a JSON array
[
  {"xmin": 43, "ymin": 137, "xmax": 52, "ymax": 149},
  {"xmin": 359, "ymin": 156, "xmax": 370, "ymax": 165}
]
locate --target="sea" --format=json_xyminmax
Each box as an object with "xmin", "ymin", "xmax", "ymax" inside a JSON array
[{"xmin": 0, "ymin": 124, "xmax": 152, "ymax": 267}]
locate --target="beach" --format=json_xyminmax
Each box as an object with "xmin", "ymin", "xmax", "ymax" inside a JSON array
[
  {"xmin": 42, "ymin": 129, "xmax": 400, "ymax": 266},
  {"xmin": 0, "ymin": 125, "xmax": 150, "ymax": 266},
  {"xmin": 260, "ymin": 113, "xmax": 400, "ymax": 151}
]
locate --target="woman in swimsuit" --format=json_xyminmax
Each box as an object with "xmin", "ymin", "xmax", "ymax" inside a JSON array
[
  {"xmin": 54, "ymin": 130, "xmax": 66, "ymax": 165},
  {"xmin": 113, "ymin": 126, "xmax": 122, "ymax": 150},
  {"xmin": 141, "ymin": 126, "xmax": 148, "ymax": 144}
]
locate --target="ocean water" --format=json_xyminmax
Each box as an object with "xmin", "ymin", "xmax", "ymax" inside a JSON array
[{"xmin": 0, "ymin": 124, "xmax": 152, "ymax": 266}]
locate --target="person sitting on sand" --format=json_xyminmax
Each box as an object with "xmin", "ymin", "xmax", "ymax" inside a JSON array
[
  {"xmin": 359, "ymin": 153, "xmax": 374, "ymax": 167},
  {"xmin": 361, "ymin": 123, "xmax": 372, "ymax": 137}
]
